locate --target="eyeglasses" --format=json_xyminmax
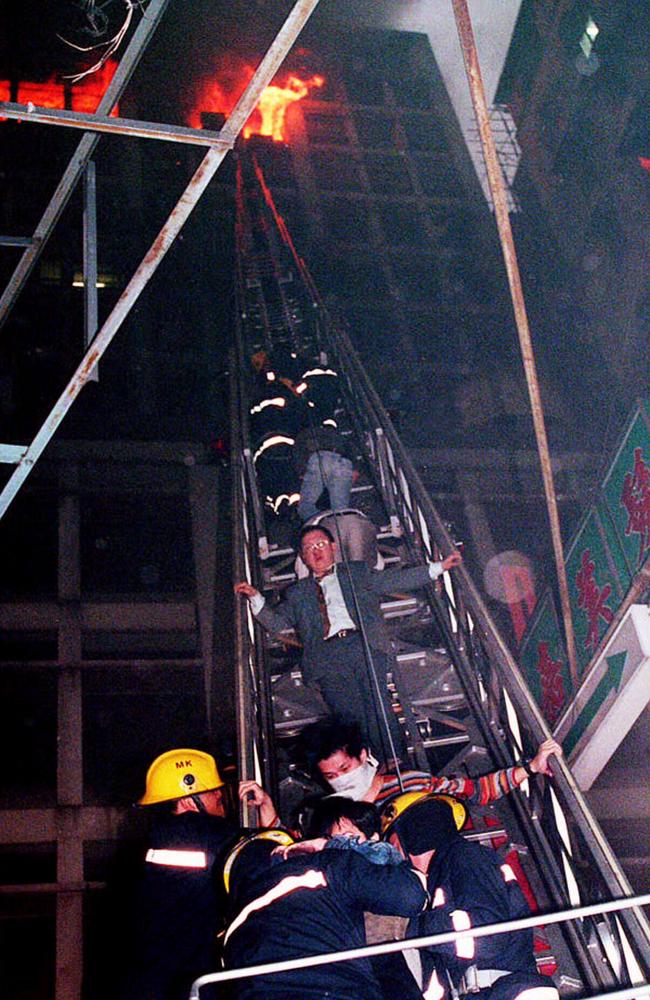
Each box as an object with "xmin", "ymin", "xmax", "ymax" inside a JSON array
[{"xmin": 302, "ymin": 539, "xmax": 330, "ymax": 554}]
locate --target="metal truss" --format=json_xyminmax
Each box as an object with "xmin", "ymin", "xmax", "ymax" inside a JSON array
[
  {"xmin": 0, "ymin": 0, "xmax": 173, "ymax": 327},
  {"xmin": 0, "ymin": 0, "xmax": 323, "ymax": 520},
  {"xmin": 230, "ymin": 150, "xmax": 650, "ymax": 993}
]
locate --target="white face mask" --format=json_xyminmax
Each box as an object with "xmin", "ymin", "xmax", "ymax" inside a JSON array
[{"xmin": 328, "ymin": 755, "xmax": 378, "ymax": 800}]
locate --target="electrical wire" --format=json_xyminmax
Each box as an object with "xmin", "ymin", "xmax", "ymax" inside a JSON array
[{"xmin": 58, "ymin": 0, "xmax": 139, "ymax": 83}]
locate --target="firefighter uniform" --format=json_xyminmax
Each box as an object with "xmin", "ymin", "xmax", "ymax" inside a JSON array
[
  {"xmin": 386, "ymin": 796, "xmax": 559, "ymax": 1000},
  {"xmin": 411, "ymin": 836, "xmax": 557, "ymax": 1000},
  {"xmin": 120, "ymin": 748, "xmax": 240, "ymax": 1000},
  {"xmin": 222, "ymin": 836, "xmax": 429, "ymax": 1000},
  {"xmin": 122, "ymin": 811, "xmax": 240, "ymax": 1000}
]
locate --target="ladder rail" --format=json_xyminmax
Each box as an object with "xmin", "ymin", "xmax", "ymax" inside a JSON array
[
  {"xmin": 314, "ymin": 312, "xmax": 650, "ymax": 979},
  {"xmin": 231, "ymin": 341, "xmax": 278, "ymax": 818},
  {"xmin": 231, "ymin": 154, "xmax": 650, "ymax": 986}
]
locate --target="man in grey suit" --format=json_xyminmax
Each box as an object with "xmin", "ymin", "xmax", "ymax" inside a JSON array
[{"xmin": 234, "ymin": 525, "xmax": 462, "ymax": 763}]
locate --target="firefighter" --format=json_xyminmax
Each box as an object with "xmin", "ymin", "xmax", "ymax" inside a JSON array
[
  {"xmin": 221, "ymin": 828, "xmax": 429, "ymax": 1000},
  {"xmin": 119, "ymin": 748, "xmax": 240, "ymax": 1000},
  {"xmin": 382, "ymin": 793, "xmax": 560, "ymax": 1000}
]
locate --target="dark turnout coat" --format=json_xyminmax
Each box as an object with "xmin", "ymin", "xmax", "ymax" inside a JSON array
[
  {"xmin": 120, "ymin": 812, "xmax": 240, "ymax": 1000},
  {"xmin": 223, "ymin": 848, "xmax": 428, "ymax": 1000},
  {"xmin": 409, "ymin": 836, "xmax": 556, "ymax": 1000}
]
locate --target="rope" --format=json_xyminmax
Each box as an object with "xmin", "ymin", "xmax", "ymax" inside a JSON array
[{"xmin": 250, "ymin": 157, "xmax": 408, "ymax": 781}]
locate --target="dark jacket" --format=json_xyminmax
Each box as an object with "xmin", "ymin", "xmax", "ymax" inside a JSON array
[
  {"xmin": 255, "ymin": 560, "xmax": 433, "ymax": 680},
  {"xmin": 293, "ymin": 424, "xmax": 354, "ymax": 477},
  {"xmin": 224, "ymin": 848, "xmax": 428, "ymax": 1000},
  {"xmin": 120, "ymin": 812, "xmax": 240, "ymax": 1000},
  {"xmin": 409, "ymin": 835, "xmax": 538, "ymax": 990}
]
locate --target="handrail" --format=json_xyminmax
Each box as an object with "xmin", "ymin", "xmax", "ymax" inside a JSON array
[
  {"xmin": 317, "ymin": 311, "xmax": 650, "ymax": 970},
  {"xmin": 190, "ymin": 892, "xmax": 650, "ymax": 997}
]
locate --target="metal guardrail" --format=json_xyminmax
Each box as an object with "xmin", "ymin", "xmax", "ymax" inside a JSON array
[{"xmin": 189, "ymin": 893, "xmax": 650, "ymax": 998}]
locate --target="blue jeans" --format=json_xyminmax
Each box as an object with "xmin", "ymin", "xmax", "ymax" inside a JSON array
[{"xmin": 298, "ymin": 450, "xmax": 354, "ymax": 522}]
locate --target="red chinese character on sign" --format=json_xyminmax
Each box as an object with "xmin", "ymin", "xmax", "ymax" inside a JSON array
[
  {"xmin": 621, "ymin": 446, "xmax": 650, "ymax": 561},
  {"xmin": 536, "ymin": 641, "xmax": 566, "ymax": 724},
  {"xmin": 576, "ymin": 548, "xmax": 613, "ymax": 652}
]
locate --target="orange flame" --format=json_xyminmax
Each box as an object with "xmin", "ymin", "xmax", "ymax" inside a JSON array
[
  {"xmin": 246, "ymin": 74, "xmax": 323, "ymax": 141},
  {"xmin": 0, "ymin": 62, "xmax": 119, "ymax": 121},
  {"xmin": 190, "ymin": 69, "xmax": 323, "ymax": 143}
]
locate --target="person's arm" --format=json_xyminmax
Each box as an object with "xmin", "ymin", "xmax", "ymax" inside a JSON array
[
  {"xmin": 342, "ymin": 852, "xmax": 428, "ymax": 916},
  {"xmin": 369, "ymin": 551, "xmax": 463, "ymax": 594},
  {"xmin": 428, "ymin": 738, "xmax": 563, "ymax": 806},
  {"xmin": 272, "ymin": 838, "xmax": 327, "ymax": 859},
  {"xmin": 238, "ymin": 780, "xmax": 281, "ymax": 828},
  {"xmin": 233, "ymin": 581, "xmax": 298, "ymax": 635},
  {"xmin": 408, "ymin": 848, "xmax": 510, "ymax": 979},
  {"xmin": 414, "ymin": 844, "xmax": 531, "ymax": 973}
]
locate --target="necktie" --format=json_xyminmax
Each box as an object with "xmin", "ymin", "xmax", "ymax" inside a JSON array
[{"xmin": 315, "ymin": 576, "xmax": 331, "ymax": 637}]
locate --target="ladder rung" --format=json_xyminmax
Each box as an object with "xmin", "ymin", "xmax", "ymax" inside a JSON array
[
  {"xmin": 0, "ymin": 443, "xmax": 28, "ymax": 464},
  {"xmin": 419, "ymin": 734, "xmax": 469, "ymax": 749}
]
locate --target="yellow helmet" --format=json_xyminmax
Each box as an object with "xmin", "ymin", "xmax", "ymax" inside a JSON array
[
  {"xmin": 380, "ymin": 792, "xmax": 468, "ymax": 838},
  {"xmin": 138, "ymin": 748, "xmax": 223, "ymax": 806},
  {"xmin": 223, "ymin": 829, "xmax": 295, "ymax": 893}
]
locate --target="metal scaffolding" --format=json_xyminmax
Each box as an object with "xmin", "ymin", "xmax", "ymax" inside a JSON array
[
  {"xmin": 1, "ymin": 4, "xmax": 649, "ymax": 1000},
  {"xmin": 0, "ymin": 0, "xmax": 323, "ymax": 520}
]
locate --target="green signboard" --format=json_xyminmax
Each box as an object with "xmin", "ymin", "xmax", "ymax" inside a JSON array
[
  {"xmin": 518, "ymin": 399, "xmax": 650, "ymax": 729},
  {"xmin": 519, "ymin": 592, "xmax": 570, "ymax": 725},
  {"xmin": 600, "ymin": 399, "xmax": 650, "ymax": 575},
  {"xmin": 565, "ymin": 507, "xmax": 622, "ymax": 679}
]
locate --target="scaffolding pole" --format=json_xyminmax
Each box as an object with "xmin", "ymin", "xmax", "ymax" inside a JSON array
[
  {"xmin": 0, "ymin": 0, "xmax": 323, "ymax": 520},
  {"xmin": 451, "ymin": 0, "xmax": 580, "ymax": 689},
  {"xmin": 0, "ymin": 102, "xmax": 232, "ymax": 148},
  {"xmin": 0, "ymin": 0, "xmax": 173, "ymax": 331}
]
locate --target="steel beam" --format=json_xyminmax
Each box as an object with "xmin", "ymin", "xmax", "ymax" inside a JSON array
[
  {"xmin": 0, "ymin": 881, "xmax": 105, "ymax": 895},
  {"xmin": 83, "ymin": 162, "xmax": 99, "ymax": 382},
  {"xmin": 0, "ymin": 0, "xmax": 323, "ymax": 520},
  {"xmin": 451, "ymin": 0, "xmax": 580, "ymax": 689},
  {"xmin": 0, "ymin": 0, "xmax": 173, "ymax": 330},
  {"xmin": 0, "ymin": 101, "xmax": 231, "ymax": 148},
  {"xmin": 0, "ymin": 236, "xmax": 35, "ymax": 247},
  {"xmin": 0, "ymin": 806, "xmax": 132, "ymax": 844}
]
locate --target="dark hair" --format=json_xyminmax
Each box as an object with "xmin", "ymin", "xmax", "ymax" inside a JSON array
[
  {"xmin": 308, "ymin": 797, "xmax": 381, "ymax": 840},
  {"xmin": 301, "ymin": 718, "xmax": 366, "ymax": 773},
  {"xmin": 298, "ymin": 523, "xmax": 335, "ymax": 550}
]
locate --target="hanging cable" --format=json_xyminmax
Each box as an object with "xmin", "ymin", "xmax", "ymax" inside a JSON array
[
  {"xmin": 249, "ymin": 155, "xmax": 408, "ymax": 783},
  {"xmin": 58, "ymin": 0, "xmax": 139, "ymax": 83}
]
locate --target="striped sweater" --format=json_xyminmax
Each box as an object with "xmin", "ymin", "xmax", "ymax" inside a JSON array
[{"xmin": 371, "ymin": 765, "xmax": 524, "ymax": 809}]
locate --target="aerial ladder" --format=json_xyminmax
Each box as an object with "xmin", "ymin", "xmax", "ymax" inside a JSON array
[{"xmin": 230, "ymin": 146, "xmax": 650, "ymax": 998}]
